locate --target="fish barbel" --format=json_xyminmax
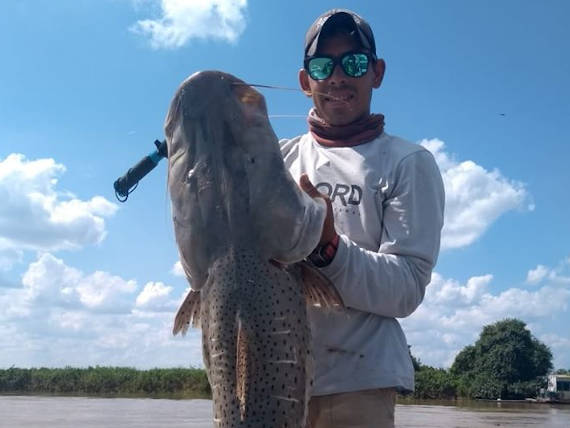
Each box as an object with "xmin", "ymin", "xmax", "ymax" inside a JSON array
[{"xmin": 165, "ymin": 71, "xmax": 343, "ymax": 428}]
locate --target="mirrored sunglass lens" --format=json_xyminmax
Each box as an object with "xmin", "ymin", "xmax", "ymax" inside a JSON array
[
  {"xmin": 309, "ymin": 57, "xmax": 334, "ymax": 80},
  {"xmin": 341, "ymin": 53, "xmax": 369, "ymax": 77}
]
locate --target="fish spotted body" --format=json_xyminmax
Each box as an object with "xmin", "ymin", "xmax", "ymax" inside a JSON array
[{"xmin": 165, "ymin": 71, "xmax": 342, "ymax": 427}]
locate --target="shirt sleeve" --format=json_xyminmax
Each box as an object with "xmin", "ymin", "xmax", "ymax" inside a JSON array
[{"xmin": 321, "ymin": 149, "xmax": 445, "ymax": 318}]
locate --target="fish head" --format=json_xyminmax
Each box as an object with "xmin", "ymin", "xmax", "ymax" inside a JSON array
[
  {"xmin": 164, "ymin": 71, "xmax": 326, "ymax": 288},
  {"xmin": 165, "ymin": 71, "xmax": 275, "ymax": 163}
]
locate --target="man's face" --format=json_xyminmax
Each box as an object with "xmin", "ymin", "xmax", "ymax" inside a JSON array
[{"xmin": 299, "ymin": 33, "xmax": 385, "ymax": 126}]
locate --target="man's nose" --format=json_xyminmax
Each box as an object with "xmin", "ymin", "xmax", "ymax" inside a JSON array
[{"xmin": 328, "ymin": 63, "xmax": 347, "ymax": 85}]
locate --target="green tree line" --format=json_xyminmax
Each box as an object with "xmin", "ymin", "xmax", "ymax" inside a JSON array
[{"xmin": 0, "ymin": 366, "xmax": 210, "ymax": 398}]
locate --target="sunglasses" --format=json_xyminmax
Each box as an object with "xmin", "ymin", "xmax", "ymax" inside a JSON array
[{"xmin": 304, "ymin": 51, "xmax": 375, "ymax": 81}]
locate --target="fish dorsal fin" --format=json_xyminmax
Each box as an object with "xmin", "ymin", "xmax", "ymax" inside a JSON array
[
  {"xmin": 298, "ymin": 261, "xmax": 344, "ymax": 308},
  {"xmin": 172, "ymin": 289, "xmax": 201, "ymax": 335}
]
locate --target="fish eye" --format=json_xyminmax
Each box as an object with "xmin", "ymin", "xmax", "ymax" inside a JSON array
[
  {"xmin": 243, "ymin": 154, "xmax": 255, "ymax": 165},
  {"xmin": 239, "ymin": 90, "xmax": 262, "ymax": 106},
  {"xmin": 233, "ymin": 84, "xmax": 265, "ymax": 112}
]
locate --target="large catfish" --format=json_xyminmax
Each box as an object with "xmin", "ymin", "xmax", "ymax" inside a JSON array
[{"xmin": 165, "ymin": 71, "xmax": 343, "ymax": 428}]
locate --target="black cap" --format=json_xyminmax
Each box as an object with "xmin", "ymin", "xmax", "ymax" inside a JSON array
[{"xmin": 304, "ymin": 9, "xmax": 376, "ymax": 58}]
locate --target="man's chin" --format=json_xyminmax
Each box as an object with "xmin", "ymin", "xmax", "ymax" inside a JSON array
[{"xmin": 322, "ymin": 111, "xmax": 359, "ymax": 126}]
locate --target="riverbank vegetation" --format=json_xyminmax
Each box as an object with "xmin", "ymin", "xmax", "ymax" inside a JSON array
[
  {"xmin": 1, "ymin": 319, "xmax": 563, "ymax": 401},
  {"xmin": 0, "ymin": 366, "xmax": 210, "ymax": 398}
]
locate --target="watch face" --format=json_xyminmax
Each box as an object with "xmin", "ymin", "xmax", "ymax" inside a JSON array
[
  {"xmin": 308, "ymin": 234, "xmax": 339, "ymax": 268},
  {"xmin": 308, "ymin": 245, "xmax": 331, "ymax": 268}
]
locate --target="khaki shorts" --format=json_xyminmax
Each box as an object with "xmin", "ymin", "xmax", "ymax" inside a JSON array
[{"xmin": 308, "ymin": 388, "xmax": 396, "ymax": 428}]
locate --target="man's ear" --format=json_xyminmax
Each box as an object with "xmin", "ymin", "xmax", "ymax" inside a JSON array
[
  {"xmin": 372, "ymin": 58, "xmax": 386, "ymax": 89},
  {"xmin": 298, "ymin": 68, "xmax": 313, "ymax": 97}
]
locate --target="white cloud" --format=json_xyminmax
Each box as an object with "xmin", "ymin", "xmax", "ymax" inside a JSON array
[
  {"xmin": 421, "ymin": 139, "xmax": 531, "ymax": 250},
  {"xmin": 0, "ymin": 154, "xmax": 117, "ymax": 264},
  {"xmin": 0, "ymin": 254, "xmax": 202, "ymax": 368},
  {"xmin": 526, "ymin": 259, "xmax": 570, "ymax": 286},
  {"xmin": 136, "ymin": 281, "xmax": 176, "ymax": 311},
  {"xmin": 428, "ymin": 272, "xmax": 492, "ymax": 306},
  {"xmin": 442, "ymin": 286, "xmax": 570, "ymax": 328},
  {"xmin": 402, "ymin": 257, "xmax": 570, "ymax": 369},
  {"xmin": 171, "ymin": 260, "xmax": 185, "ymax": 277},
  {"xmin": 131, "ymin": 0, "xmax": 248, "ymax": 49},
  {"xmin": 527, "ymin": 264, "xmax": 550, "ymax": 284},
  {"xmin": 21, "ymin": 253, "xmax": 137, "ymax": 313},
  {"xmin": 51, "ymin": 310, "xmax": 88, "ymax": 332}
]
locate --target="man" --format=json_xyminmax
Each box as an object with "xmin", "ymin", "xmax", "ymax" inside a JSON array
[{"xmin": 279, "ymin": 9, "xmax": 445, "ymax": 427}]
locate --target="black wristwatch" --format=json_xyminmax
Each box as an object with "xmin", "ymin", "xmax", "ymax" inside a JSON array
[{"xmin": 308, "ymin": 234, "xmax": 340, "ymax": 268}]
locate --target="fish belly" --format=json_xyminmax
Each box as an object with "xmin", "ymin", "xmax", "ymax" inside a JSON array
[{"xmin": 201, "ymin": 250, "xmax": 312, "ymax": 428}]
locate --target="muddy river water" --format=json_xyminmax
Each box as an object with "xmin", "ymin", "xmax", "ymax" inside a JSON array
[{"xmin": 1, "ymin": 396, "xmax": 568, "ymax": 427}]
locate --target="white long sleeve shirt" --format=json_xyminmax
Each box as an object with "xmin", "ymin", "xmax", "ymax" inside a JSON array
[{"xmin": 280, "ymin": 132, "xmax": 445, "ymax": 394}]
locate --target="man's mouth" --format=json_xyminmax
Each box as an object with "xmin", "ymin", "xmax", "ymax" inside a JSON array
[{"xmin": 324, "ymin": 93, "xmax": 353, "ymax": 104}]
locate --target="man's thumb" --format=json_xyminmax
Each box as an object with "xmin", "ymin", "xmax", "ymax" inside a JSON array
[{"xmin": 299, "ymin": 174, "xmax": 321, "ymax": 198}]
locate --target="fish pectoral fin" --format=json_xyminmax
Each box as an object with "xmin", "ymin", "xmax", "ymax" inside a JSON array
[
  {"xmin": 236, "ymin": 323, "xmax": 249, "ymax": 421},
  {"xmin": 172, "ymin": 289, "xmax": 201, "ymax": 335},
  {"xmin": 299, "ymin": 261, "xmax": 345, "ymax": 308}
]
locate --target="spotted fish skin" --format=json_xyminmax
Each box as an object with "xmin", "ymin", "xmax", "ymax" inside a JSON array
[
  {"xmin": 165, "ymin": 71, "xmax": 342, "ymax": 428},
  {"xmin": 202, "ymin": 249, "xmax": 312, "ymax": 427}
]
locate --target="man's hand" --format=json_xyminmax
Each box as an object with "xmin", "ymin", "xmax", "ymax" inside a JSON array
[{"xmin": 299, "ymin": 174, "xmax": 337, "ymax": 245}]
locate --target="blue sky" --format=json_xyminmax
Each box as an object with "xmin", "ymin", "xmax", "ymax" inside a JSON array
[{"xmin": 1, "ymin": 0, "xmax": 569, "ymax": 370}]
